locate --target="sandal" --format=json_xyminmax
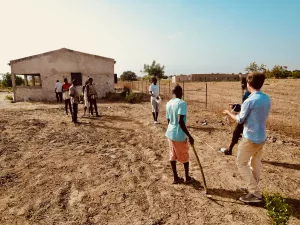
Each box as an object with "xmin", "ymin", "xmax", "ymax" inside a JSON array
[
  {"xmin": 224, "ymin": 149, "xmax": 232, "ymax": 155},
  {"xmin": 173, "ymin": 177, "xmax": 184, "ymax": 184},
  {"xmin": 185, "ymin": 176, "xmax": 195, "ymax": 184}
]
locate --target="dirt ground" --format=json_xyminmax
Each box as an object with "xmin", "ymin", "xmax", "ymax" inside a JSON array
[{"xmin": 0, "ymin": 81, "xmax": 300, "ymax": 225}]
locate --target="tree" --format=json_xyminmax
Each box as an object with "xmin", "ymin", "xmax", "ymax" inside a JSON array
[
  {"xmin": 292, "ymin": 70, "xmax": 300, "ymax": 79},
  {"xmin": 272, "ymin": 65, "xmax": 291, "ymax": 79},
  {"xmin": 265, "ymin": 69, "xmax": 274, "ymax": 79},
  {"xmin": 245, "ymin": 62, "xmax": 266, "ymax": 73},
  {"xmin": 120, "ymin": 71, "xmax": 138, "ymax": 81},
  {"xmin": 143, "ymin": 60, "xmax": 165, "ymax": 79},
  {"xmin": 1, "ymin": 73, "xmax": 24, "ymax": 87}
]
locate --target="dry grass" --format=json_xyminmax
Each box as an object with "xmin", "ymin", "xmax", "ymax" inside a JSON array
[
  {"xmin": 119, "ymin": 79, "xmax": 300, "ymax": 139},
  {"xmin": 1, "ymin": 80, "xmax": 298, "ymax": 224}
]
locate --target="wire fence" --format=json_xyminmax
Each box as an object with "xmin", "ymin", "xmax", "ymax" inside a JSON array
[{"xmin": 116, "ymin": 80, "xmax": 212, "ymax": 108}]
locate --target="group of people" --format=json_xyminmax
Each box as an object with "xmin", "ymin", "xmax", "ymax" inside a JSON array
[
  {"xmin": 57, "ymin": 72, "xmax": 271, "ymax": 204},
  {"xmin": 156, "ymin": 72, "xmax": 271, "ymax": 204},
  {"xmin": 55, "ymin": 78, "xmax": 100, "ymax": 124}
]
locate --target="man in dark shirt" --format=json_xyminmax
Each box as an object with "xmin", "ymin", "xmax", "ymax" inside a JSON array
[{"xmin": 222, "ymin": 77, "xmax": 250, "ymax": 155}]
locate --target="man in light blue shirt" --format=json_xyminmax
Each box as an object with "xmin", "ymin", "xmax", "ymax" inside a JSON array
[
  {"xmin": 166, "ymin": 85, "xmax": 194, "ymax": 184},
  {"xmin": 223, "ymin": 72, "xmax": 271, "ymax": 203}
]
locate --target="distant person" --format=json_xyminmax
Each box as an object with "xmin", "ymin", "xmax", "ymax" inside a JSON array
[
  {"xmin": 62, "ymin": 78, "xmax": 72, "ymax": 116},
  {"xmin": 166, "ymin": 85, "xmax": 194, "ymax": 184},
  {"xmin": 55, "ymin": 80, "xmax": 63, "ymax": 103},
  {"xmin": 69, "ymin": 79, "xmax": 80, "ymax": 124},
  {"xmin": 221, "ymin": 77, "xmax": 251, "ymax": 155},
  {"xmin": 87, "ymin": 78, "xmax": 100, "ymax": 117},
  {"xmin": 82, "ymin": 80, "xmax": 90, "ymax": 117},
  {"xmin": 223, "ymin": 72, "xmax": 271, "ymax": 203},
  {"xmin": 149, "ymin": 77, "xmax": 160, "ymax": 124}
]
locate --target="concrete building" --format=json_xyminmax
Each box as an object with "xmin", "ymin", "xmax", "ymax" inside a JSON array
[
  {"xmin": 9, "ymin": 48, "xmax": 116, "ymax": 102},
  {"xmin": 172, "ymin": 73, "xmax": 246, "ymax": 83}
]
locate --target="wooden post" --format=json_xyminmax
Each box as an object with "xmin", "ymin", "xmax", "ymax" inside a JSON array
[
  {"xmin": 159, "ymin": 79, "xmax": 160, "ymax": 96},
  {"xmin": 205, "ymin": 83, "xmax": 208, "ymax": 109},
  {"xmin": 183, "ymin": 80, "xmax": 185, "ymax": 100},
  {"xmin": 169, "ymin": 80, "xmax": 171, "ymax": 94}
]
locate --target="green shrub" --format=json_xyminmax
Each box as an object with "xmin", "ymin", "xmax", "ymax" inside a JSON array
[
  {"xmin": 4, "ymin": 95, "xmax": 13, "ymax": 100},
  {"xmin": 125, "ymin": 90, "xmax": 143, "ymax": 103},
  {"xmin": 263, "ymin": 191, "xmax": 291, "ymax": 225}
]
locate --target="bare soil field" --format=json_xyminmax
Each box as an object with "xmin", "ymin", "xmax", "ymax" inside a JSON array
[{"xmin": 0, "ymin": 79, "xmax": 299, "ymax": 224}]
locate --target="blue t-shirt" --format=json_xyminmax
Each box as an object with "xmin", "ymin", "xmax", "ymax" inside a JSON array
[{"xmin": 165, "ymin": 98, "xmax": 187, "ymax": 142}]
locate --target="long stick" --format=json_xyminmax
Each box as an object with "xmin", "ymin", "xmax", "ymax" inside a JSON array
[{"xmin": 191, "ymin": 144, "xmax": 207, "ymax": 193}]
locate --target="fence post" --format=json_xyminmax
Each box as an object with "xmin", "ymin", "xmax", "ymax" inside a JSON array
[
  {"xmin": 183, "ymin": 80, "xmax": 185, "ymax": 100},
  {"xmin": 205, "ymin": 82, "xmax": 207, "ymax": 109},
  {"xmin": 159, "ymin": 79, "xmax": 160, "ymax": 96},
  {"xmin": 141, "ymin": 81, "xmax": 143, "ymax": 93}
]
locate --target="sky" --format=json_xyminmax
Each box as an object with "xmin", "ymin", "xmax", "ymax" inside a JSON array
[{"xmin": 0, "ymin": 0, "xmax": 299, "ymax": 77}]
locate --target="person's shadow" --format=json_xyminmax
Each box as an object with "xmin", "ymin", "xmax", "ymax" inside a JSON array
[
  {"xmin": 187, "ymin": 179, "xmax": 300, "ymax": 219},
  {"xmin": 262, "ymin": 160, "xmax": 300, "ymax": 170}
]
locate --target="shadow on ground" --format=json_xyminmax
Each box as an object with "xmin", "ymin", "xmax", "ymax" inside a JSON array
[{"xmin": 262, "ymin": 160, "xmax": 300, "ymax": 170}]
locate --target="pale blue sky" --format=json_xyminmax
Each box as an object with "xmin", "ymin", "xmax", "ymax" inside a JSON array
[{"xmin": 0, "ymin": 0, "xmax": 299, "ymax": 76}]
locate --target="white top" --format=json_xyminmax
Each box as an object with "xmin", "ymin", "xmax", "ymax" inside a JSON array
[
  {"xmin": 55, "ymin": 82, "xmax": 62, "ymax": 92},
  {"xmin": 149, "ymin": 84, "xmax": 159, "ymax": 98}
]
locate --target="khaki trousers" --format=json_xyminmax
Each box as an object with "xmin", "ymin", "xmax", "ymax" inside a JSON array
[{"xmin": 237, "ymin": 138, "xmax": 265, "ymax": 197}]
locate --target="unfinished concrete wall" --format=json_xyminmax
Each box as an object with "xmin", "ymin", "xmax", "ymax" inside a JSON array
[
  {"xmin": 10, "ymin": 49, "xmax": 115, "ymax": 101},
  {"xmin": 15, "ymin": 86, "xmax": 43, "ymax": 102},
  {"xmin": 172, "ymin": 73, "xmax": 245, "ymax": 83}
]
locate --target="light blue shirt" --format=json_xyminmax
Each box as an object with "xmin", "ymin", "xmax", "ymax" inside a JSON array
[
  {"xmin": 165, "ymin": 98, "xmax": 187, "ymax": 142},
  {"xmin": 236, "ymin": 91, "xmax": 271, "ymax": 144}
]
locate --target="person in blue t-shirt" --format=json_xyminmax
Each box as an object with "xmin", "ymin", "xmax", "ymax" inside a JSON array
[
  {"xmin": 222, "ymin": 77, "xmax": 251, "ymax": 155},
  {"xmin": 165, "ymin": 85, "xmax": 194, "ymax": 184}
]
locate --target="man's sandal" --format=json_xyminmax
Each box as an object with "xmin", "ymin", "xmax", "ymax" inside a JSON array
[
  {"xmin": 173, "ymin": 177, "xmax": 184, "ymax": 184},
  {"xmin": 185, "ymin": 177, "xmax": 195, "ymax": 184}
]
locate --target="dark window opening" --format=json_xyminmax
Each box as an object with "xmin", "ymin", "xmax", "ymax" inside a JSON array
[{"xmin": 71, "ymin": 73, "xmax": 82, "ymax": 86}]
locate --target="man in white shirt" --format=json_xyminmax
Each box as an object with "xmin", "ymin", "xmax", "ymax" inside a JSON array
[
  {"xmin": 55, "ymin": 80, "xmax": 63, "ymax": 103},
  {"xmin": 149, "ymin": 77, "xmax": 160, "ymax": 124}
]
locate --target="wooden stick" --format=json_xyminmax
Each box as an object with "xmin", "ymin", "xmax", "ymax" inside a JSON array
[{"xmin": 191, "ymin": 144, "xmax": 207, "ymax": 193}]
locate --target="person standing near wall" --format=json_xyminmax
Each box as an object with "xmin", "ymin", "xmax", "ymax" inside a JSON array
[
  {"xmin": 149, "ymin": 77, "xmax": 160, "ymax": 124},
  {"xmin": 69, "ymin": 79, "xmax": 80, "ymax": 124},
  {"xmin": 223, "ymin": 72, "xmax": 271, "ymax": 203},
  {"xmin": 62, "ymin": 78, "xmax": 72, "ymax": 116},
  {"xmin": 87, "ymin": 78, "xmax": 100, "ymax": 117},
  {"xmin": 55, "ymin": 80, "xmax": 63, "ymax": 103}
]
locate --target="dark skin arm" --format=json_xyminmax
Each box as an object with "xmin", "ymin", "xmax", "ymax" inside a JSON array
[{"xmin": 168, "ymin": 115, "xmax": 194, "ymax": 145}]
